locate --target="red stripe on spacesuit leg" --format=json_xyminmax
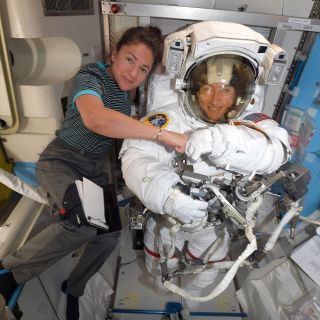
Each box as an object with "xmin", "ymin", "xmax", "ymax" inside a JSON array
[
  {"xmin": 144, "ymin": 245, "xmax": 177, "ymax": 259},
  {"xmin": 144, "ymin": 245, "xmax": 226, "ymax": 263},
  {"xmin": 186, "ymin": 249, "xmax": 226, "ymax": 264}
]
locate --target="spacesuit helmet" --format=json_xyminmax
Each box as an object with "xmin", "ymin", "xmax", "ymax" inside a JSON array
[{"xmin": 185, "ymin": 54, "xmax": 256, "ymax": 124}]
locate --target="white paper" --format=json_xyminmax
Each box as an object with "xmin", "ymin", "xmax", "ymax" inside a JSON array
[
  {"xmin": 75, "ymin": 178, "xmax": 108, "ymax": 230},
  {"xmin": 75, "ymin": 179, "xmax": 84, "ymax": 201},
  {"xmin": 291, "ymin": 235, "xmax": 320, "ymax": 286}
]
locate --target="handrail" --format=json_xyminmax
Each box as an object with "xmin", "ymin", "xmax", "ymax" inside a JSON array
[{"xmin": 0, "ymin": 13, "xmax": 19, "ymax": 135}]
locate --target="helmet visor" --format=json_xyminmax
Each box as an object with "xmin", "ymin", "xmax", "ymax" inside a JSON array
[{"xmin": 186, "ymin": 54, "xmax": 256, "ymax": 123}]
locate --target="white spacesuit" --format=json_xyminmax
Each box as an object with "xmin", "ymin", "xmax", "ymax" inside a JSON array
[{"xmin": 120, "ymin": 21, "xmax": 291, "ymax": 310}]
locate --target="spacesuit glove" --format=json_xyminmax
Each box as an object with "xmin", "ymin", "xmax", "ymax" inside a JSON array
[
  {"xmin": 164, "ymin": 189, "xmax": 208, "ymax": 225},
  {"xmin": 186, "ymin": 128, "xmax": 213, "ymax": 162}
]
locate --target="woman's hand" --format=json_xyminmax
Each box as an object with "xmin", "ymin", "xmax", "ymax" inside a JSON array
[{"xmin": 158, "ymin": 130, "xmax": 188, "ymax": 153}]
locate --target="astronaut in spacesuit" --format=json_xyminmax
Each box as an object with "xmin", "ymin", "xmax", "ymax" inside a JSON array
[{"xmin": 120, "ymin": 21, "xmax": 291, "ymax": 310}]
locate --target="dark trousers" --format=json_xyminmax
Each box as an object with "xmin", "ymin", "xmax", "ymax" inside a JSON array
[{"xmin": 2, "ymin": 138, "xmax": 119, "ymax": 297}]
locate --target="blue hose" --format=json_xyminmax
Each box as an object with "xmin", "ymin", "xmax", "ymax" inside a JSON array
[{"xmin": 7, "ymin": 285, "xmax": 24, "ymax": 311}]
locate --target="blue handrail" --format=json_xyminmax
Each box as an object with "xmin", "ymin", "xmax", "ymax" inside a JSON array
[
  {"xmin": 7, "ymin": 285, "xmax": 24, "ymax": 311},
  {"xmin": 0, "ymin": 268, "xmax": 24, "ymax": 311},
  {"xmin": 111, "ymin": 308, "xmax": 247, "ymax": 317}
]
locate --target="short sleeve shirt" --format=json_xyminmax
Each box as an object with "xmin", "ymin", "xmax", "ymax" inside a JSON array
[{"xmin": 57, "ymin": 62, "xmax": 131, "ymax": 153}]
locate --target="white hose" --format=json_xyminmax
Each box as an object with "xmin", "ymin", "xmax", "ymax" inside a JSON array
[
  {"xmin": 246, "ymin": 195, "xmax": 264, "ymax": 223},
  {"xmin": 207, "ymin": 260, "xmax": 252, "ymax": 269},
  {"xmin": 299, "ymin": 215, "xmax": 320, "ymax": 226},
  {"xmin": 263, "ymin": 201, "xmax": 301, "ymax": 252},
  {"xmin": 0, "ymin": 167, "xmax": 48, "ymax": 204},
  {"xmin": 162, "ymin": 196, "xmax": 264, "ymax": 301},
  {"xmin": 163, "ymin": 223, "xmax": 257, "ymax": 301}
]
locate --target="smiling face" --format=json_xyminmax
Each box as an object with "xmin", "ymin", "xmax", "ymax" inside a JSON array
[
  {"xmin": 186, "ymin": 55, "xmax": 256, "ymax": 124},
  {"xmin": 109, "ymin": 43, "xmax": 154, "ymax": 91},
  {"xmin": 197, "ymin": 83, "xmax": 236, "ymax": 121}
]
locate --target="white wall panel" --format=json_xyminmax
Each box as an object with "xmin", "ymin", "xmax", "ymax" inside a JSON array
[
  {"xmin": 215, "ymin": 0, "xmax": 284, "ymax": 15},
  {"xmin": 283, "ymin": 0, "xmax": 314, "ymax": 18}
]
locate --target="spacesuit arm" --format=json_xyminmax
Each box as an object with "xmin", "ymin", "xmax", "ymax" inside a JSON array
[
  {"xmin": 186, "ymin": 116, "xmax": 291, "ymax": 175},
  {"xmin": 120, "ymin": 107, "xmax": 189, "ymax": 214},
  {"xmin": 120, "ymin": 139, "xmax": 181, "ymax": 214},
  {"xmin": 121, "ymin": 138, "xmax": 208, "ymax": 225}
]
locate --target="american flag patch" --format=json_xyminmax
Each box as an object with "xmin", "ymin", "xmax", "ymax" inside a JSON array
[{"xmin": 243, "ymin": 113, "xmax": 270, "ymax": 123}]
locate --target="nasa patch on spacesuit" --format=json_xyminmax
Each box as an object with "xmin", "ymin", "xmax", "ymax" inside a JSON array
[{"xmin": 143, "ymin": 112, "xmax": 170, "ymax": 128}]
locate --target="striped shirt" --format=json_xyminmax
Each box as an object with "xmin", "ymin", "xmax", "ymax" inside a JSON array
[{"xmin": 57, "ymin": 62, "xmax": 131, "ymax": 153}]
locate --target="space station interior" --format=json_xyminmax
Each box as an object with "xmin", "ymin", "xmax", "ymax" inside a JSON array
[{"xmin": 1, "ymin": 1, "xmax": 320, "ymax": 319}]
